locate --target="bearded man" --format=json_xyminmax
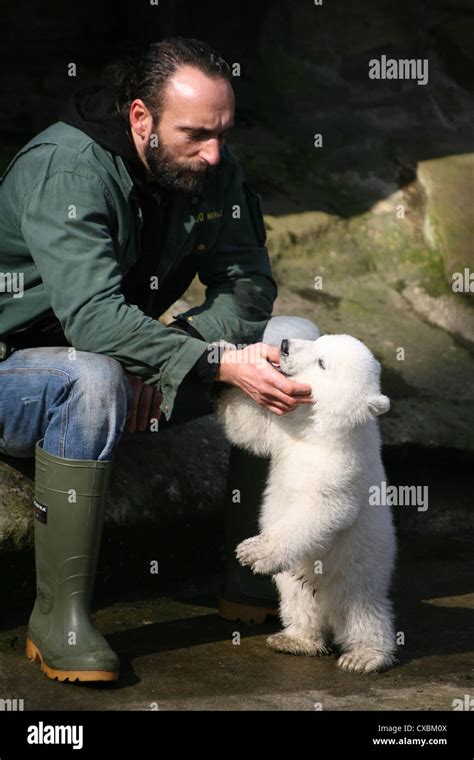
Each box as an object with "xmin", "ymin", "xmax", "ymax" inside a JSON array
[{"xmin": 0, "ymin": 36, "xmax": 317, "ymax": 682}]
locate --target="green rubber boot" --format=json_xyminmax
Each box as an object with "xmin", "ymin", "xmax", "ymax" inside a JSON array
[
  {"xmin": 25, "ymin": 439, "xmax": 119, "ymax": 682},
  {"xmin": 218, "ymin": 444, "xmax": 280, "ymax": 624}
]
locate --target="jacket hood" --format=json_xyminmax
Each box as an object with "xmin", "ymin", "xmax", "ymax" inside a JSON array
[{"xmin": 57, "ymin": 83, "xmax": 157, "ymax": 192}]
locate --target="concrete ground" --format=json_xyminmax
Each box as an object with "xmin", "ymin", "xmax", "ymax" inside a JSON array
[{"xmin": 0, "ymin": 533, "xmax": 472, "ymax": 711}]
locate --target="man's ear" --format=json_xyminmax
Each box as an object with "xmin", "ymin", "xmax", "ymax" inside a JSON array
[{"xmin": 367, "ymin": 394, "xmax": 390, "ymax": 417}]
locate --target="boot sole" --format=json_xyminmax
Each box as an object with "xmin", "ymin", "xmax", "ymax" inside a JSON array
[
  {"xmin": 25, "ymin": 637, "xmax": 119, "ymax": 682},
  {"xmin": 218, "ymin": 598, "xmax": 279, "ymax": 624}
]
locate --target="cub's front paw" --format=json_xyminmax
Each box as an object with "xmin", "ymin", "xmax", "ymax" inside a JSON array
[{"xmin": 235, "ymin": 534, "xmax": 286, "ymax": 575}]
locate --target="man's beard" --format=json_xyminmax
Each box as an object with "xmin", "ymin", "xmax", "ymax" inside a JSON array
[{"xmin": 143, "ymin": 130, "xmax": 219, "ymax": 194}]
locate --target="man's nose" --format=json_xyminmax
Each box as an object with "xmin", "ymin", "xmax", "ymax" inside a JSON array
[{"xmin": 199, "ymin": 140, "xmax": 222, "ymax": 166}]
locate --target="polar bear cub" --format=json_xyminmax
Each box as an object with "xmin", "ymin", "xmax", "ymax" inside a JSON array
[{"xmin": 217, "ymin": 334, "xmax": 397, "ymax": 673}]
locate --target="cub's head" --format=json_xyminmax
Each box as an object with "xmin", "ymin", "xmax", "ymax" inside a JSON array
[{"xmin": 279, "ymin": 334, "xmax": 390, "ymax": 434}]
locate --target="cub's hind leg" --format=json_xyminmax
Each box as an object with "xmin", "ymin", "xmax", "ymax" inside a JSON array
[
  {"xmin": 331, "ymin": 591, "xmax": 397, "ymax": 673},
  {"xmin": 267, "ymin": 567, "xmax": 330, "ymax": 656}
]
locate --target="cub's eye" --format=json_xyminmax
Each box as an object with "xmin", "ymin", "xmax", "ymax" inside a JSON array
[{"xmin": 318, "ymin": 358, "xmax": 326, "ymax": 370}]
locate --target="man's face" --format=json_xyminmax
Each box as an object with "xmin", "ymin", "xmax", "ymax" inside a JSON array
[{"xmin": 130, "ymin": 65, "xmax": 235, "ymax": 194}]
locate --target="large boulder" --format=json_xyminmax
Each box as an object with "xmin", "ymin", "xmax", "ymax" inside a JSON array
[
  {"xmin": 0, "ymin": 415, "xmax": 230, "ymax": 565},
  {"xmin": 418, "ymin": 155, "xmax": 474, "ymax": 282}
]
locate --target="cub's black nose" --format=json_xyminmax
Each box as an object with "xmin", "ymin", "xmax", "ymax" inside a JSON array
[{"xmin": 280, "ymin": 339, "xmax": 289, "ymax": 356}]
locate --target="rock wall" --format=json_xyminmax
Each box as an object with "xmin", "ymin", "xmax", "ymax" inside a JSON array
[{"xmin": 1, "ymin": 0, "xmax": 472, "ymax": 593}]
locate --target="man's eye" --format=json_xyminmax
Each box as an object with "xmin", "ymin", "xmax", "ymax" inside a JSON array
[
  {"xmin": 318, "ymin": 358, "xmax": 326, "ymax": 370},
  {"xmin": 190, "ymin": 133, "xmax": 228, "ymax": 141}
]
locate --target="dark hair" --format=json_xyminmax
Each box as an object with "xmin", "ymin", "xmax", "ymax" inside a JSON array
[{"xmin": 104, "ymin": 36, "xmax": 232, "ymax": 124}]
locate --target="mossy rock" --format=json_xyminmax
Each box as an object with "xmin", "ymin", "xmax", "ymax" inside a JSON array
[
  {"xmin": 418, "ymin": 155, "xmax": 474, "ymax": 282},
  {"xmin": 0, "ymin": 462, "xmax": 34, "ymax": 551}
]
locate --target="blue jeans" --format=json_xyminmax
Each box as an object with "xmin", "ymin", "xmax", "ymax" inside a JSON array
[{"xmin": 0, "ymin": 316, "xmax": 320, "ymax": 461}]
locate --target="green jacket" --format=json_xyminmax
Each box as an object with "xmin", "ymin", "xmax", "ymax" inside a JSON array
[{"xmin": 0, "ymin": 121, "xmax": 277, "ymax": 420}]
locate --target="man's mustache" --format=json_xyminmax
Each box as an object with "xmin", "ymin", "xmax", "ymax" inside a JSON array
[{"xmin": 181, "ymin": 162, "xmax": 219, "ymax": 176}]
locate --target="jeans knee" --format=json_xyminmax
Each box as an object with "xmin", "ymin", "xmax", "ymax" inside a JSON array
[
  {"xmin": 67, "ymin": 351, "xmax": 132, "ymax": 423},
  {"xmin": 261, "ymin": 315, "xmax": 321, "ymax": 346}
]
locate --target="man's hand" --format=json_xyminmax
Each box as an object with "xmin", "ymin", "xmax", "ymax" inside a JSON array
[
  {"xmin": 124, "ymin": 372, "xmax": 163, "ymax": 432},
  {"xmin": 215, "ymin": 342, "xmax": 314, "ymax": 415}
]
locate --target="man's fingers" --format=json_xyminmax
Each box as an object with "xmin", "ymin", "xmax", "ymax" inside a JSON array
[
  {"xmin": 124, "ymin": 375, "xmax": 164, "ymax": 432},
  {"xmin": 125, "ymin": 395, "xmax": 139, "ymax": 432},
  {"xmin": 124, "ymin": 374, "xmax": 163, "ymax": 432},
  {"xmin": 255, "ymin": 389, "xmax": 306, "ymax": 414},
  {"xmin": 277, "ymin": 376, "xmax": 313, "ymax": 397},
  {"xmin": 291, "ymin": 385, "xmax": 313, "ymax": 398},
  {"xmin": 126, "ymin": 391, "xmax": 162, "ymax": 432},
  {"xmin": 262, "ymin": 384, "xmax": 314, "ymax": 408},
  {"xmin": 137, "ymin": 384, "xmax": 154, "ymax": 431},
  {"xmin": 261, "ymin": 389, "xmax": 297, "ymax": 409},
  {"xmin": 260, "ymin": 343, "xmax": 282, "ymax": 365},
  {"xmin": 263, "ymin": 400, "xmax": 300, "ymax": 415},
  {"xmin": 125, "ymin": 374, "xmax": 139, "ymax": 432},
  {"xmin": 266, "ymin": 405, "xmax": 286, "ymax": 415},
  {"xmin": 260, "ymin": 354, "xmax": 313, "ymax": 398},
  {"xmin": 255, "ymin": 395, "xmax": 287, "ymax": 415},
  {"xmin": 125, "ymin": 408, "xmax": 137, "ymax": 433}
]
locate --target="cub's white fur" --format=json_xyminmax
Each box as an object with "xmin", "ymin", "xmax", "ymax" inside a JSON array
[{"xmin": 217, "ymin": 334, "xmax": 397, "ymax": 673}]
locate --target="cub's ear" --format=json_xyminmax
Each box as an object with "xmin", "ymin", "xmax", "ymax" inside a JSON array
[{"xmin": 367, "ymin": 394, "xmax": 390, "ymax": 417}]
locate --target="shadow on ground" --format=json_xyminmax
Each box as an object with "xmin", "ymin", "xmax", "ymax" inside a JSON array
[{"xmin": 0, "ymin": 527, "xmax": 472, "ymax": 711}]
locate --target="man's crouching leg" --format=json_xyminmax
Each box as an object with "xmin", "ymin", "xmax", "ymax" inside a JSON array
[{"xmin": 22, "ymin": 348, "xmax": 133, "ymax": 682}]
